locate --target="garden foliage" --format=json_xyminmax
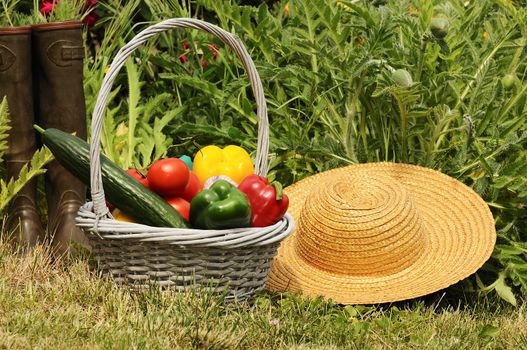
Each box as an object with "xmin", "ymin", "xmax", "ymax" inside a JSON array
[
  {"xmin": 0, "ymin": 97, "xmax": 53, "ymax": 214},
  {"xmin": 1, "ymin": 0, "xmax": 526, "ymax": 303}
]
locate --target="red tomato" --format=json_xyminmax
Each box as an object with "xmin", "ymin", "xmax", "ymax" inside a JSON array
[
  {"xmin": 126, "ymin": 169, "xmax": 149, "ymax": 187},
  {"xmin": 181, "ymin": 172, "xmax": 201, "ymax": 202},
  {"xmin": 165, "ymin": 197, "xmax": 190, "ymax": 221},
  {"xmin": 147, "ymin": 158, "xmax": 190, "ymax": 196}
]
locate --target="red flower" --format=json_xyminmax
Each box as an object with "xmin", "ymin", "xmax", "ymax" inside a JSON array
[
  {"xmin": 84, "ymin": 0, "xmax": 97, "ymax": 8},
  {"xmin": 84, "ymin": 12, "xmax": 98, "ymax": 26},
  {"xmin": 40, "ymin": 0, "xmax": 57, "ymax": 15},
  {"xmin": 179, "ymin": 54, "xmax": 188, "ymax": 64},
  {"xmin": 208, "ymin": 44, "xmax": 219, "ymax": 62},
  {"xmin": 82, "ymin": 0, "xmax": 98, "ymax": 26},
  {"xmin": 40, "ymin": 0, "xmax": 98, "ymax": 26},
  {"xmin": 177, "ymin": 42, "xmax": 219, "ymax": 69}
]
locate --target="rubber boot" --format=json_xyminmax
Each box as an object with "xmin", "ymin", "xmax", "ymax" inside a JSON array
[
  {"xmin": 0, "ymin": 26, "xmax": 45, "ymax": 248},
  {"xmin": 32, "ymin": 21, "xmax": 90, "ymax": 256}
]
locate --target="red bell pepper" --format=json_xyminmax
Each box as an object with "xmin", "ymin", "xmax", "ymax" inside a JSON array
[{"xmin": 237, "ymin": 174, "xmax": 289, "ymax": 227}]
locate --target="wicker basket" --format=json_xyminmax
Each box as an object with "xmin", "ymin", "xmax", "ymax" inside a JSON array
[{"xmin": 76, "ymin": 18, "xmax": 294, "ymax": 301}]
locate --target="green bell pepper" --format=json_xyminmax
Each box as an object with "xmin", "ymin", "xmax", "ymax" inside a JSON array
[{"xmin": 190, "ymin": 180, "xmax": 252, "ymax": 229}]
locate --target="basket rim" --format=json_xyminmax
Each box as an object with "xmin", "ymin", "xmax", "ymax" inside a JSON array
[{"xmin": 77, "ymin": 202, "xmax": 294, "ymax": 248}]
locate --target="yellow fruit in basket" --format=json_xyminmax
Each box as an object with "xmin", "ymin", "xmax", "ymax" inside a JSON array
[
  {"xmin": 193, "ymin": 145, "xmax": 254, "ymax": 187},
  {"xmin": 112, "ymin": 209, "xmax": 138, "ymax": 223}
]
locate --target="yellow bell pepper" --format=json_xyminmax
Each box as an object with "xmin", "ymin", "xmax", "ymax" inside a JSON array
[
  {"xmin": 112, "ymin": 209, "xmax": 138, "ymax": 223},
  {"xmin": 193, "ymin": 145, "xmax": 254, "ymax": 187}
]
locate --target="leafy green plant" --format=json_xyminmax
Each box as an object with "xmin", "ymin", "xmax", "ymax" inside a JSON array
[
  {"xmin": 0, "ymin": 0, "xmax": 38, "ymax": 26},
  {"xmin": 0, "ymin": 97, "xmax": 10, "ymax": 160},
  {"xmin": 82, "ymin": 0, "xmax": 183, "ymax": 170},
  {"xmin": 0, "ymin": 97, "xmax": 54, "ymax": 214},
  {"xmin": 108, "ymin": 61, "xmax": 178, "ymax": 169},
  {"xmin": 0, "ymin": 0, "xmax": 21, "ymax": 26}
]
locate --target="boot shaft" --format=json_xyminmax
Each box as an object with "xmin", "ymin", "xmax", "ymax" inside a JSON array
[
  {"xmin": 0, "ymin": 27, "xmax": 32, "ymax": 84},
  {"xmin": 0, "ymin": 26, "xmax": 37, "ymax": 166},
  {"xmin": 32, "ymin": 20, "xmax": 87, "ymax": 136}
]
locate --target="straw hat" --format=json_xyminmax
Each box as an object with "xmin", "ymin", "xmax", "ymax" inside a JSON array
[{"xmin": 266, "ymin": 162, "xmax": 496, "ymax": 304}]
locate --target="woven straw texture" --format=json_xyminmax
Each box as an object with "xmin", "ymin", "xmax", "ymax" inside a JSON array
[
  {"xmin": 77, "ymin": 18, "xmax": 293, "ymax": 301},
  {"xmin": 266, "ymin": 162, "xmax": 496, "ymax": 304}
]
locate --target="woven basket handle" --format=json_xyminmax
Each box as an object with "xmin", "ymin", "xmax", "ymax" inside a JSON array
[{"xmin": 89, "ymin": 18, "xmax": 269, "ymax": 217}]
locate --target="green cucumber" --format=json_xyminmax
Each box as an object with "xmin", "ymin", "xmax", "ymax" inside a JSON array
[{"xmin": 35, "ymin": 126, "xmax": 190, "ymax": 228}]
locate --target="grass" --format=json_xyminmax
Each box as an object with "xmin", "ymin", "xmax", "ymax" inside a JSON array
[
  {"xmin": 1, "ymin": 0, "xmax": 526, "ymax": 347},
  {"xmin": 0, "ymin": 241, "xmax": 526, "ymax": 349}
]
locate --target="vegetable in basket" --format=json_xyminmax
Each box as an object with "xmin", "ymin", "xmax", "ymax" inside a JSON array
[
  {"xmin": 35, "ymin": 126, "xmax": 190, "ymax": 228},
  {"xmin": 190, "ymin": 180, "xmax": 252, "ymax": 229},
  {"xmin": 112, "ymin": 209, "xmax": 138, "ymax": 223},
  {"xmin": 105, "ymin": 168, "xmax": 149, "ymax": 211},
  {"xmin": 126, "ymin": 168, "xmax": 149, "ymax": 187},
  {"xmin": 181, "ymin": 172, "xmax": 201, "ymax": 202},
  {"xmin": 145, "ymin": 157, "xmax": 201, "ymax": 202},
  {"xmin": 238, "ymin": 175, "xmax": 289, "ymax": 227},
  {"xmin": 179, "ymin": 155, "xmax": 193, "ymax": 170},
  {"xmin": 147, "ymin": 158, "xmax": 190, "ymax": 196},
  {"xmin": 165, "ymin": 197, "xmax": 190, "ymax": 221},
  {"xmin": 193, "ymin": 145, "xmax": 254, "ymax": 187}
]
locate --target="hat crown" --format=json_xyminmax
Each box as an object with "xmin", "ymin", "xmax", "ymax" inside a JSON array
[{"xmin": 296, "ymin": 173, "xmax": 425, "ymax": 277}]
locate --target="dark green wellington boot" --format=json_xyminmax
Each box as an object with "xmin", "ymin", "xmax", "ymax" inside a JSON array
[
  {"xmin": 0, "ymin": 26, "xmax": 45, "ymax": 248},
  {"xmin": 32, "ymin": 21, "xmax": 90, "ymax": 256}
]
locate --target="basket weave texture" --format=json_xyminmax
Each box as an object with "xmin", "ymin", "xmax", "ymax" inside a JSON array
[{"xmin": 76, "ymin": 18, "xmax": 294, "ymax": 301}]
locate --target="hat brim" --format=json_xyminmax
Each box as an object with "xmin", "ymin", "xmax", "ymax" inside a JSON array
[{"xmin": 266, "ymin": 163, "xmax": 496, "ymax": 304}]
